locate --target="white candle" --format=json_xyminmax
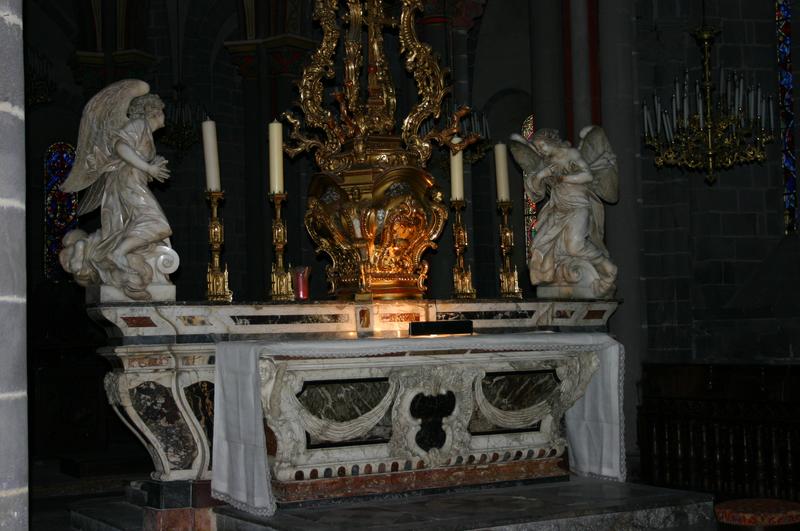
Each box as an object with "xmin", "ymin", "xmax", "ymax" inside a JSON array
[
  {"xmin": 655, "ymin": 95, "xmax": 662, "ymax": 134},
  {"xmin": 769, "ymin": 96, "xmax": 775, "ymax": 132},
  {"xmin": 683, "ymin": 91, "xmax": 689, "ymax": 125},
  {"xmin": 494, "ymin": 142, "xmax": 510, "ymax": 202},
  {"xmin": 450, "ymin": 136, "xmax": 464, "ymax": 201},
  {"xmin": 738, "ymin": 76, "xmax": 745, "ymax": 110},
  {"xmin": 268, "ymin": 120, "xmax": 284, "ymax": 194},
  {"xmin": 672, "ymin": 94, "xmax": 677, "ymax": 129},
  {"xmin": 201, "ymin": 119, "xmax": 221, "ymax": 191}
]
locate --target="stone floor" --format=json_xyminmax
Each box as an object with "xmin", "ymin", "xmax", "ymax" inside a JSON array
[
  {"xmin": 214, "ymin": 477, "xmax": 716, "ymax": 530},
  {"xmin": 31, "ymin": 460, "xmax": 719, "ymax": 531}
]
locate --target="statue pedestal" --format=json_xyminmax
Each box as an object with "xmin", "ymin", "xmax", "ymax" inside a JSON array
[
  {"xmin": 90, "ymin": 299, "xmax": 622, "ymax": 508},
  {"xmin": 86, "ymin": 284, "xmax": 176, "ymax": 304}
]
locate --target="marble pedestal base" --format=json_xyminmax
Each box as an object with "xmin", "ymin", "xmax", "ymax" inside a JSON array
[{"xmin": 86, "ymin": 284, "xmax": 176, "ymax": 304}]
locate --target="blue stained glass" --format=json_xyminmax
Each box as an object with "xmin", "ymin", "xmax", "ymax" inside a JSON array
[
  {"xmin": 777, "ymin": 0, "xmax": 796, "ymax": 232},
  {"xmin": 44, "ymin": 142, "xmax": 78, "ymax": 279}
]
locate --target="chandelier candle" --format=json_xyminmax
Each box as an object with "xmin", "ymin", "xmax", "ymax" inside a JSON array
[
  {"xmin": 201, "ymin": 119, "xmax": 221, "ymax": 191},
  {"xmin": 268, "ymin": 120, "xmax": 284, "ymax": 194}
]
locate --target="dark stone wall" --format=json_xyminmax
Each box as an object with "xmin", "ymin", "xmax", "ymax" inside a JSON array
[{"xmin": 636, "ymin": 0, "xmax": 790, "ymax": 362}]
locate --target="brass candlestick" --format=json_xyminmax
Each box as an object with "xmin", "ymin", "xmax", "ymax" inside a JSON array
[
  {"xmin": 206, "ymin": 190, "xmax": 233, "ymax": 303},
  {"xmin": 451, "ymin": 200, "xmax": 476, "ymax": 298},
  {"xmin": 270, "ymin": 192, "xmax": 294, "ymax": 301},
  {"xmin": 497, "ymin": 200, "xmax": 522, "ymax": 299}
]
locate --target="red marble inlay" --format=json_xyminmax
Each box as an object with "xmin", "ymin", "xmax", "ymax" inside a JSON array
[
  {"xmin": 273, "ymin": 457, "xmax": 568, "ymax": 503},
  {"xmin": 715, "ymin": 499, "xmax": 800, "ymax": 526},
  {"xmin": 121, "ymin": 315, "xmax": 157, "ymax": 328},
  {"xmin": 583, "ymin": 309, "xmax": 606, "ymax": 320},
  {"xmin": 553, "ymin": 309, "xmax": 575, "ymax": 319}
]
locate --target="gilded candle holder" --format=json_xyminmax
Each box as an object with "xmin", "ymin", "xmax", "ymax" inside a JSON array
[
  {"xmin": 270, "ymin": 192, "xmax": 294, "ymax": 301},
  {"xmin": 206, "ymin": 190, "xmax": 233, "ymax": 303},
  {"xmin": 451, "ymin": 199, "xmax": 476, "ymax": 298},
  {"xmin": 497, "ymin": 200, "xmax": 522, "ymax": 299}
]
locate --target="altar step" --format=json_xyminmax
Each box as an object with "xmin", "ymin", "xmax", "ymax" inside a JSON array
[
  {"xmin": 69, "ymin": 478, "xmax": 716, "ymax": 530},
  {"xmin": 215, "ymin": 478, "xmax": 716, "ymax": 531}
]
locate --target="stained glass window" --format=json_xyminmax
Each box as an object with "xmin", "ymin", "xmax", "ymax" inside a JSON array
[
  {"xmin": 777, "ymin": 0, "xmax": 796, "ymax": 233},
  {"xmin": 44, "ymin": 142, "xmax": 78, "ymax": 280}
]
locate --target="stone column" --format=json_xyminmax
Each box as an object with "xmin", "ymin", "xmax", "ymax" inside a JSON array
[
  {"xmin": 569, "ymin": 0, "xmax": 593, "ymax": 137},
  {"xmin": 0, "ymin": 0, "xmax": 29, "ymax": 527},
  {"xmin": 598, "ymin": 0, "xmax": 645, "ymax": 454},
  {"xmin": 529, "ymin": 0, "xmax": 566, "ymax": 133}
]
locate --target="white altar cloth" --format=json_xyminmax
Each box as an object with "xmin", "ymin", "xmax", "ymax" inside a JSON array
[{"xmin": 211, "ymin": 332, "xmax": 625, "ymax": 516}]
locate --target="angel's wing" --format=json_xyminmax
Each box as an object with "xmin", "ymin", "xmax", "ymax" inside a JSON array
[
  {"xmin": 509, "ymin": 133, "xmax": 548, "ymax": 201},
  {"xmin": 577, "ymin": 125, "xmax": 618, "ymax": 203},
  {"xmin": 61, "ymin": 80, "xmax": 150, "ymax": 212}
]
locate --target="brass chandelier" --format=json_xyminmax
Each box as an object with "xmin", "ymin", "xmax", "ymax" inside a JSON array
[
  {"xmin": 283, "ymin": 0, "xmax": 478, "ymax": 299},
  {"xmin": 643, "ymin": 25, "xmax": 776, "ymax": 183}
]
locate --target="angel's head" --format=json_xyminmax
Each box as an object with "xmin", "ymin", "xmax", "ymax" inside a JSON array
[
  {"xmin": 129, "ymin": 94, "xmax": 166, "ymax": 131},
  {"xmin": 530, "ymin": 129, "xmax": 569, "ymax": 157}
]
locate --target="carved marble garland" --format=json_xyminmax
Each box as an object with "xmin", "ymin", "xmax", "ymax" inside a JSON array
[
  {"xmin": 259, "ymin": 352, "xmax": 598, "ymax": 484},
  {"xmin": 60, "ymin": 79, "xmax": 179, "ymax": 302},
  {"xmin": 510, "ymin": 125, "xmax": 619, "ymax": 299}
]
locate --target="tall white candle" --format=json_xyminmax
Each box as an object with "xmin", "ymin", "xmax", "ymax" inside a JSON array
[
  {"xmin": 268, "ymin": 120, "xmax": 284, "ymax": 194},
  {"xmin": 494, "ymin": 142, "xmax": 510, "ymax": 202},
  {"xmin": 450, "ymin": 137, "xmax": 464, "ymax": 201},
  {"xmin": 201, "ymin": 119, "xmax": 221, "ymax": 191},
  {"xmin": 769, "ymin": 96, "xmax": 775, "ymax": 132}
]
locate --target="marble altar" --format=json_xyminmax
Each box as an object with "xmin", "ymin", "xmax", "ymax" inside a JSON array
[{"xmin": 91, "ymin": 299, "xmax": 622, "ymax": 512}]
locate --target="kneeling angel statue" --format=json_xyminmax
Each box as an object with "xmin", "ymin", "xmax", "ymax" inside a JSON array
[
  {"xmin": 60, "ymin": 79, "xmax": 179, "ymax": 302},
  {"xmin": 509, "ymin": 125, "xmax": 618, "ymax": 299}
]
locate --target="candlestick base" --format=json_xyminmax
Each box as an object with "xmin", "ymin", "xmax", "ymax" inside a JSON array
[
  {"xmin": 207, "ymin": 265, "xmax": 233, "ymax": 303},
  {"xmin": 271, "ymin": 266, "xmax": 294, "ymax": 302}
]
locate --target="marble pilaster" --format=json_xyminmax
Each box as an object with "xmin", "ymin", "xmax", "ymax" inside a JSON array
[
  {"xmin": 598, "ymin": 0, "xmax": 645, "ymax": 453},
  {"xmin": 0, "ymin": 0, "xmax": 29, "ymax": 526}
]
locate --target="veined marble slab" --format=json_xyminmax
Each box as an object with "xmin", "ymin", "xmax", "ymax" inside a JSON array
[{"xmin": 89, "ymin": 299, "xmax": 617, "ymax": 345}]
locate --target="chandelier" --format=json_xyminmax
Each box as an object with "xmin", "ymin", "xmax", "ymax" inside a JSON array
[
  {"xmin": 283, "ymin": 0, "xmax": 478, "ymax": 300},
  {"xmin": 643, "ymin": 25, "xmax": 775, "ymax": 183}
]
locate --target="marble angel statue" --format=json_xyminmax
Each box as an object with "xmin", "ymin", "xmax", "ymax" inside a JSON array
[
  {"xmin": 509, "ymin": 125, "xmax": 618, "ymax": 299},
  {"xmin": 60, "ymin": 79, "xmax": 179, "ymax": 302}
]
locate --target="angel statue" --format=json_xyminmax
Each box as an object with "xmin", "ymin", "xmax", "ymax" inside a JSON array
[
  {"xmin": 509, "ymin": 125, "xmax": 618, "ymax": 299},
  {"xmin": 60, "ymin": 79, "xmax": 179, "ymax": 302}
]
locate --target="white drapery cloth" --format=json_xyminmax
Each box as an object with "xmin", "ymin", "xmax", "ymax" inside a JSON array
[{"xmin": 211, "ymin": 332, "xmax": 625, "ymax": 516}]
